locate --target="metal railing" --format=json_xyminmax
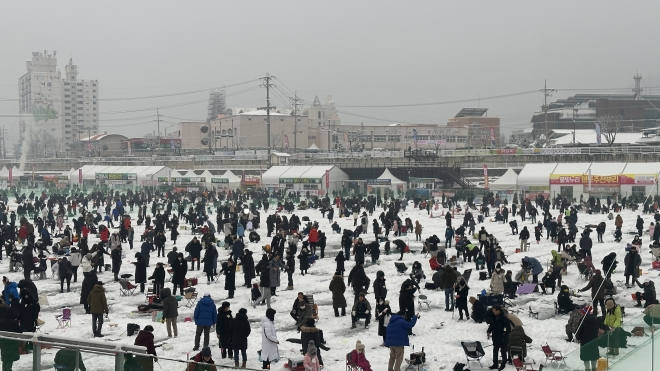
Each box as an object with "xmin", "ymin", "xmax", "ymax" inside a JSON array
[{"xmin": 0, "ymin": 330, "xmax": 258, "ymax": 371}]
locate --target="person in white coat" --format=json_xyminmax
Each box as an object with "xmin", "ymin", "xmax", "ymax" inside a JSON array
[
  {"xmin": 81, "ymin": 253, "xmax": 94, "ymax": 275},
  {"xmin": 69, "ymin": 247, "xmax": 83, "ymax": 283},
  {"xmin": 260, "ymin": 308, "xmax": 279, "ymax": 370}
]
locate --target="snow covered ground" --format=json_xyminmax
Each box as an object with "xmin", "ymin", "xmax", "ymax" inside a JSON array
[{"xmin": 5, "ymin": 196, "xmax": 659, "ymax": 370}]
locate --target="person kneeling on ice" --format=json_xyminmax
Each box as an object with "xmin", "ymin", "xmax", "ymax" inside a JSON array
[
  {"xmin": 187, "ymin": 347, "xmax": 217, "ymax": 371},
  {"xmin": 351, "ymin": 292, "xmax": 372, "ymax": 329}
]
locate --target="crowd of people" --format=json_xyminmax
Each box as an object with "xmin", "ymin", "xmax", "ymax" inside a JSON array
[{"xmin": 0, "ymin": 187, "xmax": 658, "ymax": 371}]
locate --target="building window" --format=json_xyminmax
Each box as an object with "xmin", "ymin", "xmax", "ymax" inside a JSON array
[
  {"xmin": 632, "ymin": 186, "xmax": 646, "ymax": 199},
  {"xmin": 64, "ymin": 95, "xmax": 70, "ymax": 98},
  {"xmin": 374, "ymin": 135, "xmax": 386, "ymax": 142},
  {"xmin": 560, "ymin": 186, "xmax": 573, "ymax": 200}
]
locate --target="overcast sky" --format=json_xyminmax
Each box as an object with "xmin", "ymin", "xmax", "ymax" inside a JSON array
[{"xmin": 1, "ymin": 1, "xmax": 659, "ymax": 147}]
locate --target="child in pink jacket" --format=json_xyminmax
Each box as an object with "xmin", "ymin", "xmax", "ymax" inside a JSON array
[{"xmin": 303, "ymin": 341, "xmax": 321, "ymax": 371}]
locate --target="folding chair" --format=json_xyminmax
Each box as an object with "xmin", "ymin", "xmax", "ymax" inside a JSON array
[
  {"xmin": 461, "ymin": 341, "xmax": 485, "ymax": 368},
  {"xmin": 417, "ymin": 294, "xmax": 431, "ymax": 311},
  {"xmin": 541, "ymin": 343, "xmax": 565, "ymax": 367},
  {"xmin": 528, "ymin": 305, "xmax": 539, "ymax": 319},
  {"xmin": 513, "ymin": 357, "xmax": 543, "ymax": 371},
  {"xmin": 184, "ymin": 290, "xmax": 199, "ymax": 308},
  {"xmin": 462, "ymin": 269, "xmax": 472, "ymax": 283},
  {"xmin": 36, "ymin": 319, "xmax": 45, "ymax": 332},
  {"xmin": 395, "ymin": 262, "xmax": 409, "ymax": 275},
  {"xmin": 577, "ymin": 264, "xmax": 592, "ymax": 280},
  {"xmin": 56, "ymin": 307, "xmax": 72, "ymax": 329},
  {"xmin": 119, "ymin": 279, "xmax": 138, "ymax": 296}
]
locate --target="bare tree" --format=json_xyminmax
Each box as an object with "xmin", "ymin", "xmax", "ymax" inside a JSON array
[
  {"xmin": 597, "ymin": 115, "xmax": 623, "ymax": 146},
  {"xmin": 431, "ymin": 126, "xmax": 451, "ymax": 152},
  {"xmin": 270, "ymin": 133, "xmax": 282, "ymax": 149}
]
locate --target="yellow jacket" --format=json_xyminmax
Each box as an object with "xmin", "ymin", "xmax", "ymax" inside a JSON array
[{"xmin": 604, "ymin": 305, "xmax": 621, "ymax": 328}]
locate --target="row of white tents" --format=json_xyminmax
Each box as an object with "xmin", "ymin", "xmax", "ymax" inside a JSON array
[{"xmin": 490, "ymin": 162, "xmax": 660, "ymax": 198}]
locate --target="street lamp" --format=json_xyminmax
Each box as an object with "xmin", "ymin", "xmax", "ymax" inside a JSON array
[{"xmin": 573, "ymin": 108, "xmax": 578, "ymax": 144}]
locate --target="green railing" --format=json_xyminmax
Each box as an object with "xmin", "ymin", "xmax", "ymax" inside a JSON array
[{"xmin": 0, "ymin": 331, "xmax": 261, "ymax": 371}]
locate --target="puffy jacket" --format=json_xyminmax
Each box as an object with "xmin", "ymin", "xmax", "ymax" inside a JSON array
[
  {"xmin": 2, "ymin": 282, "xmax": 19, "ymax": 304},
  {"xmin": 522, "ymin": 256, "xmax": 543, "ymax": 275},
  {"xmin": 442, "ymin": 265, "xmax": 457, "ymax": 289},
  {"xmin": 508, "ymin": 326, "xmax": 532, "ymax": 358},
  {"xmin": 308, "ymin": 228, "xmax": 318, "ymax": 243},
  {"xmin": 194, "ymin": 296, "xmax": 217, "ymax": 326},
  {"xmin": 87, "ymin": 284, "xmax": 108, "ymax": 315},
  {"xmin": 384, "ymin": 314, "xmax": 417, "ymax": 346},
  {"xmin": 160, "ymin": 288, "xmax": 178, "ymax": 319},
  {"xmin": 604, "ymin": 305, "xmax": 622, "ymax": 328}
]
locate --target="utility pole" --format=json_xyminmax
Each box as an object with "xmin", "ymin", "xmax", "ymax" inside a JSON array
[
  {"xmin": 540, "ymin": 80, "xmax": 556, "ymax": 143},
  {"xmin": 292, "ymin": 91, "xmax": 301, "ymax": 153},
  {"xmin": 0, "ymin": 125, "xmax": 6, "ymax": 159},
  {"xmin": 260, "ymin": 74, "xmax": 274, "ymax": 166},
  {"xmin": 156, "ymin": 108, "xmax": 161, "ymax": 153}
]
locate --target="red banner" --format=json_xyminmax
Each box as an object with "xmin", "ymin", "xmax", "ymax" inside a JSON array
[
  {"xmin": 325, "ymin": 170, "xmax": 330, "ymax": 189},
  {"xmin": 8, "ymin": 168, "xmax": 12, "ymax": 183},
  {"xmin": 78, "ymin": 168, "xmax": 83, "ymax": 184}
]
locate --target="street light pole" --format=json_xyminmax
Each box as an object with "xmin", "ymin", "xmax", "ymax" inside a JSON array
[{"xmin": 573, "ymin": 108, "xmax": 578, "ymax": 144}]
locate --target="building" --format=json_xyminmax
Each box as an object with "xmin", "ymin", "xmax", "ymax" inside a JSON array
[
  {"xmin": 447, "ymin": 108, "xmax": 501, "ymax": 147},
  {"xmin": 531, "ymin": 75, "xmax": 660, "ymax": 137},
  {"xmin": 18, "ymin": 51, "xmax": 99, "ymax": 151}
]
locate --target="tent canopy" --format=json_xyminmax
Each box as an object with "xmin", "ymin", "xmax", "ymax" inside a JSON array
[
  {"xmin": 518, "ymin": 163, "xmax": 557, "ymax": 187},
  {"xmin": 377, "ymin": 168, "xmax": 405, "ymax": 185},
  {"xmin": 489, "ymin": 168, "xmax": 518, "ymax": 191}
]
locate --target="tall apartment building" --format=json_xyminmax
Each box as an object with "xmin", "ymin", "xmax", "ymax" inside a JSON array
[{"xmin": 18, "ymin": 51, "xmax": 99, "ymax": 151}]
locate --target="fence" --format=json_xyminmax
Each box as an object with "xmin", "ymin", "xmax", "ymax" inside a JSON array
[{"xmin": 0, "ymin": 330, "xmax": 258, "ymax": 371}]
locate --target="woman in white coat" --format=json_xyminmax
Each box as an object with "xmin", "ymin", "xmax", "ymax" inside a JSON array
[
  {"xmin": 260, "ymin": 308, "xmax": 279, "ymax": 370},
  {"xmin": 81, "ymin": 253, "xmax": 94, "ymax": 275}
]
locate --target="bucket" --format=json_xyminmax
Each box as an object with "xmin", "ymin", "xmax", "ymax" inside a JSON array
[
  {"xmin": 596, "ymin": 358, "xmax": 608, "ymax": 371},
  {"xmin": 515, "ymin": 248, "xmax": 521, "ymax": 253},
  {"xmin": 653, "ymin": 261, "xmax": 660, "ymax": 270}
]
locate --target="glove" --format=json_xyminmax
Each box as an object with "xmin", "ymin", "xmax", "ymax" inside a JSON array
[
  {"xmin": 365, "ymin": 310, "xmax": 370, "ymax": 314},
  {"xmin": 352, "ymin": 311, "xmax": 356, "ymax": 316}
]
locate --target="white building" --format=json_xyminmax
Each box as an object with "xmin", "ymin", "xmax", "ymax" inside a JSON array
[{"xmin": 18, "ymin": 51, "xmax": 99, "ymax": 150}]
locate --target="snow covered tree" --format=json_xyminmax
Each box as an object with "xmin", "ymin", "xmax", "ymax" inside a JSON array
[{"xmin": 597, "ymin": 115, "xmax": 623, "ymax": 146}]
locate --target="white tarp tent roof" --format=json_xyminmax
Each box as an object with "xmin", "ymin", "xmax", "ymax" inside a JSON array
[
  {"xmin": 622, "ymin": 162, "xmax": 660, "ymax": 175},
  {"xmin": 377, "ymin": 168, "xmax": 405, "ymax": 185},
  {"xmin": 308, "ymin": 143, "xmax": 320, "ymax": 150},
  {"xmin": 588, "ymin": 162, "xmax": 626, "ymax": 176},
  {"xmin": 489, "ymin": 168, "xmax": 518, "ymax": 191},
  {"xmin": 552, "ymin": 162, "xmax": 592, "ymax": 175},
  {"xmin": 262, "ymin": 166, "xmax": 292, "ymax": 185},
  {"xmin": 518, "ymin": 163, "xmax": 557, "ymax": 187},
  {"xmin": 222, "ymin": 170, "xmax": 242, "ymax": 183}
]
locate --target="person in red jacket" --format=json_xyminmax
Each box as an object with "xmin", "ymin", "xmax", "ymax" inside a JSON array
[
  {"xmin": 99, "ymin": 226, "xmax": 109, "ymax": 243},
  {"xmin": 134, "ymin": 325, "xmax": 157, "ymax": 369},
  {"xmin": 308, "ymin": 227, "xmax": 319, "ymax": 256},
  {"xmin": 82, "ymin": 225, "xmax": 89, "ymax": 238},
  {"xmin": 18, "ymin": 224, "xmax": 28, "ymax": 244},
  {"xmin": 188, "ymin": 347, "xmax": 217, "ymax": 371}
]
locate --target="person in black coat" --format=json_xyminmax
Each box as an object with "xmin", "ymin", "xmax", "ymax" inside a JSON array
[
  {"xmin": 298, "ymin": 247, "xmax": 310, "ymax": 275},
  {"xmin": 285, "ymin": 251, "xmax": 295, "ymax": 290},
  {"xmin": 17, "ymin": 279, "xmax": 38, "ymax": 305},
  {"xmin": 575, "ymin": 312, "xmax": 610, "ymax": 371},
  {"xmin": 242, "ymin": 250, "xmax": 256, "ymax": 287},
  {"xmin": 335, "ymin": 251, "xmax": 345, "ymax": 276},
  {"xmin": 398, "ymin": 279, "xmax": 417, "ymax": 334},
  {"xmin": 148, "ymin": 263, "xmax": 166, "ymax": 297},
  {"xmin": 486, "ymin": 305, "xmax": 511, "ymax": 370},
  {"xmin": 221, "ymin": 258, "xmax": 236, "ymax": 298},
  {"xmin": 21, "ymin": 247, "xmax": 34, "ymax": 281},
  {"xmin": 348, "ymin": 262, "xmax": 370, "ymax": 303},
  {"xmin": 299, "ymin": 318, "xmax": 328, "ymax": 366},
  {"xmin": 132, "ymin": 252, "xmax": 147, "ymax": 293},
  {"xmin": 368, "ymin": 241, "xmax": 380, "ymax": 264},
  {"xmin": 58, "ymin": 257, "xmax": 73, "ymax": 293},
  {"xmin": 0, "ymin": 306, "xmax": 22, "ymax": 370},
  {"xmin": 470, "ymin": 296, "xmax": 487, "ymax": 323},
  {"xmin": 455, "ymin": 278, "xmax": 470, "ymax": 320},
  {"xmin": 80, "ymin": 271, "xmax": 97, "ymax": 314},
  {"xmin": 167, "ymin": 247, "xmax": 179, "ymax": 266},
  {"xmin": 111, "ymin": 247, "xmax": 122, "ymax": 282},
  {"xmin": 601, "ymin": 252, "xmax": 618, "ymax": 279},
  {"xmin": 216, "ymin": 302, "xmax": 233, "ymax": 359},
  {"xmin": 19, "ymin": 288, "xmax": 40, "ymax": 333},
  {"xmin": 202, "ymin": 245, "xmax": 216, "ymax": 284},
  {"xmin": 373, "ymin": 270, "xmax": 387, "ymax": 303},
  {"xmin": 172, "ymin": 252, "xmax": 187, "ymax": 296},
  {"xmin": 231, "ymin": 308, "xmax": 251, "ymax": 367},
  {"xmin": 353, "ymin": 239, "xmax": 366, "ymax": 263}
]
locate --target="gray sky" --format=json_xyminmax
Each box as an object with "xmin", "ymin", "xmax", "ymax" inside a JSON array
[{"xmin": 1, "ymin": 0, "xmax": 659, "ymax": 146}]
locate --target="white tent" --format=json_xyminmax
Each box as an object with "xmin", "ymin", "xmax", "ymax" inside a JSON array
[
  {"xmin": 308, "ymin": 143, "xmax": 320, "ymax": 150},
  {"xmin": 489, "ymin": 168, "xmax": 518, "ymax": 191},
  {"xmin": 377, "ymin": 168, "xmax": 405, "ymax": 186},
  {"xmin": 222, "ymin": 170, "xmax": 242, "ymax": 188}
]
